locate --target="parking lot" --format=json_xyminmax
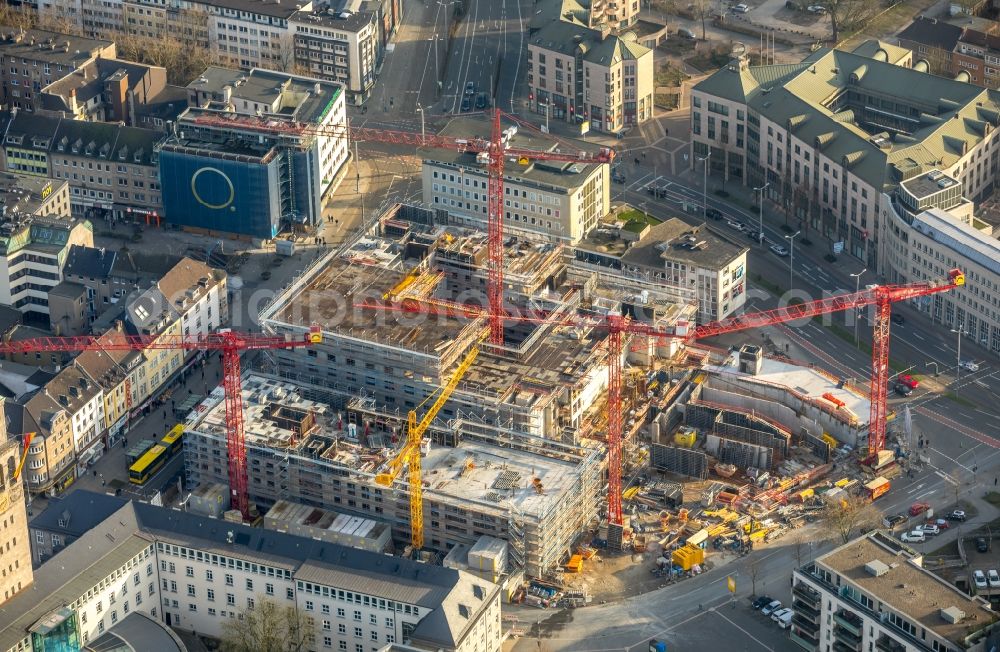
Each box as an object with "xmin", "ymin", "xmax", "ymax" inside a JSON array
[{"xmin": 656, "ymin": 598, "xmax": 793, "ymax": 652}]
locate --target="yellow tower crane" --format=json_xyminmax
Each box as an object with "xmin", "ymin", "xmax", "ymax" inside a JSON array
[{"xmin": 375, "ymin": 344, "xmax": 481, "ymax": 550}]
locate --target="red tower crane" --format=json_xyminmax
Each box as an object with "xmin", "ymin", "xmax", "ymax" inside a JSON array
[
  {"xmin": 188, "ymin": 109, "xmax": 616, "ymax": 346},
  {"xmin": 365, "ymin": 268, "xmax": 965, "ymax": 527},
  {"xmin": 0, "ymin": 328, "xmax": 321, "ymax": 518}
]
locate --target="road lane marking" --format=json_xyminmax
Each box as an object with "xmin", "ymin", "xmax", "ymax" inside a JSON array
[{"xmin": 935, "ymin": 471, "xmax": 959, "ymax": 486}]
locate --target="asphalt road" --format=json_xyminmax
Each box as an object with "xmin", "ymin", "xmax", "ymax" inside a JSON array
[
  {"xmin": 609, "ymin": 170, "xmax": 1000, "ymax": 447},
  {"xmin": 441, "ymin": 0, "xmax": 530, "ymax": 115}
]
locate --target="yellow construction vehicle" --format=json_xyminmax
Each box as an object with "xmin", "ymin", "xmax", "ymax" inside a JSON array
[{"xmin": 375, "ymin": 345, "xmax": 480, "ymax": 550}]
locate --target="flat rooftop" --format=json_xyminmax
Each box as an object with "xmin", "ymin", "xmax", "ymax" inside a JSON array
[
  {"xmin": 187, "ymin": 67, "xmax": 343, "ymax": 125},
  {"xmin": 267, "ymin": 257, "xmax": 480, "ymax": 356},
  {"xmin": 418, "ymin": 117, "xmax": 606, "ymax": 191},
  {"xmin": 709, "ymin": 353, "xmax": 870, "ymax": 426},
  {"xmin": 901, "ymin": 170, "xmax": 960, "ymax": 200},
  {"xmin": 578, "ymin": 215, "xmax": 747, "ymax": 271},
  {"xmin": 187, "ymin": 375, "xmax": 590, "ymax": 518},
  {"xmin": 817, "ymin": 533, "xmax": 995, "ymax": 646},
  {"xmin": 0, "ymin": 174, "xmax": 62, "ymax": 216},
  {"xmin": 913, "ymin": 207, "xmax": 1000, "ymax": 276}
]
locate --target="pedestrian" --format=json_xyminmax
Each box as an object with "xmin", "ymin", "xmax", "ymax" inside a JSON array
[
  {"xmin": 642, "ymin": 152, "xmax": 646, "ymax": 159},
  {"xmin": 101, "ymin": 479, "xmax": 105, "ymax": 487},
  {"xmin": 93, "ymin": 470, "xmax": 98, "ymax": 477},
  {"xmin": 123, "ymin": 437, "xmax": 128, "ymax": 446}
]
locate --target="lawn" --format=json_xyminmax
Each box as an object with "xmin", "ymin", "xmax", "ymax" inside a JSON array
[{"xmin": 618, "ymin": 209, "xmax": 663, "ymax": 233}]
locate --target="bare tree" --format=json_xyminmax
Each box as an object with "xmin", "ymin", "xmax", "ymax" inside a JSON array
[
  {"xmin": 691, "ymin": 0, "xmax": 711, "ymax": 41},
  {"xmin": 113, "ymin": 31, "xmax": 218, "ymax": 85},
  {"xmin": 815, "ymin": 0, "xmax": 878, "ymax": 43},
  {"xmin": 825, "ymin": 494, "xmax": 881, "ymax": 544},
  {"xmin": 0, "ymin": 6, "xmax": 40, "ymax": 31},
  {"xmin": 221, "ymin": 596, "xmax": 315, "ymax": 652},
  {"xmin": 749, "ymin": 558, "xmax": 761, "ymax": 596}
]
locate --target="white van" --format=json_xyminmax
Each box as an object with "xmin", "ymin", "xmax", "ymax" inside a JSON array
[{"xmin": 775, "ymin": 609, "xmax": 794, "ymax": 629}]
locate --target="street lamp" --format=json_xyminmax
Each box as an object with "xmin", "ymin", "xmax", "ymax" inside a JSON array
[
  {"xmin": 926, "ymin": 361, "xmax": 940, "ymax": 377},
  {"xmin": 416, "ymin": 104, "xmax": 426, "ymax": 146},
  {"xmin": 696, "ymin": 151, "xmax": 711, "ymax": 221},
  {"xmin": 849, "ymin": 268, "xmax": 867, "ymax": 347},
  {"xmin": 785, "ymin": 230, "xmax": 800, "ymax": 291},
  {"xmin": 754, "ymin": 183, "xmax": 768, "ymax": 244},
  {"xmin": 951, "ymin": 322, "xmax": 968, "ymax": 381}
]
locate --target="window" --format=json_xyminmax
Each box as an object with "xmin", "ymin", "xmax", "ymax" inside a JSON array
[
  {"xmin": 354, "ymin": 610, "xmax": 361, "ymax": 621},
  {"xmin": 227, "ymin": 593, "xmax": 235, "ymax": 606},
  {"xmin": 354, "ymin": 627, "xmax": 363, "ymax": 638},
  {"xmin": 307, "ymin": 601, "xmax": 314, "ymax": 611},
  {"xmin": 225, "ymin": 574, "xmax": 233, "ymax": 586},
  {"xmin": 246, "ymin": 579, "xmax": 253, "ymax": 591},
  {"xmin": 207, "ymin": 589, "xmax": 215, "ymax": 601},
  {"xmin": 266, "ymin": 583, "xmax": 274, "ymax": 595},
  {"xmin": 186, "ymin": 566, "xmax": 193, "ymax": 577}
]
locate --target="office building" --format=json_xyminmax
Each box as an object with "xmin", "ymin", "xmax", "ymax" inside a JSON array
[
  {"xmin": 159, "ymin": 68, "xmax": 348, "ymax": 239},
  {"xmin": 0, "ymin": 174, "xmax": 69, "ymax": 218},
  {"xmin": 28, "ymin": 488, "xmax": 127, "ymax": 566},
  {"xmin": 527, "ymin": 20, "xmax": 654, "ymax": 135},
  {"xmin": 0, "ymin": 493, "xmax": 503, "ymax": 652},
  {"xmin": 290, "ymin": 3, "xmax": 381, "ymax": 104},
  {"xmin": 0, "ymin": 111, "xmax": 164, "ymax": 222},
  {"xmin": 690, "ymin": 44, "xmax": 1000, "ymax": 266},
  {"xmin": 419, "ymin": 117, "xmax": 610, "ymax": 244},
  {"xmin": 38, "ymin": 58, "xmax": 188, "ymax": 130},
  {"xmin": 0, "ymin": 28, "xmax": 115, "ymax": 110},
  {"xmin": 790, "ymin": 530, "xmax": 996, "ymax": 652},
  {"xmin": 0, "ymin": 211, "xmax": 93, "ymax": 317},
  {"xmin": 573, "ymin": 216, "xmax": 749, "ymax": 322}
]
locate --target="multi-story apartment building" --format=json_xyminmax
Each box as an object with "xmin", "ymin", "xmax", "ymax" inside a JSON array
[
  {"xmin": 0, "ymin": 435, "xmax": 32, "ymax": 608},
  {"xmin": 38, "ymin": 58, "xmax": 188, "ymax": 130},
  {"xmin": 290, "ymin": 5, "xmax": 380, "ymax": 104},
  {"xmin": 0, "ymin": 212, "xmax": 93, "ymax": 317},
  {"xmin": 43, "ymin": 362, "xmax": 105, "ymax": 473},
  {"xmin": 161, "ymin": 67, "xmax": 348, "ymax": 239},
  {"xmin": 156, "ymin": 256, "xmax": 228, "ymax": 339},
  {"xmin": 37, "ymin": 0, "xmax": 125, "ymax": 38},
  {"xmin": 74, "ymin": 325, "xmax": 141, "ymax": 447},
  {"xmin": 895, "ymin": 16, "xmax": 964, "ymax": 75},
  {"xmin": 527, "ymin": 21, "xmax": 654, "ymax": 135},
  {"xmin": 5, "ymin": 388, "xmax": 77, "ymax": 496},
  {"xmin": 0, "ymin": 28, "xmax": 116, "ymax": 110},
  {"xmin": 0, "ymin": 493, "xmax": 503, "ymax": 652},
  {"xmin": 419, "ymin": 118, "xmax": 610, "ymax": 243},
  {"xmin": 50, "ymin": 244, "xmax": 135, "ymax": 330},
  {"xmin": 0, "ymin": 173, "xmax": 70, "ymax": 218},
  {"xmin": 574, "ymin": 217, "xmax": 749, "ymax": 322},
  {"xmin": 125, "ymin": 285, "xmax": 183, "ymax": 405},
  {"xmin": 207, "ymin": 0, "xmax": 310, "ymax": 70},
  {"xmin": 896, "ymin": 17, "xmax": 1000, "ymax": 88},
  {"xmin": 790, "ymin": 530, "xmax": 995, "ymax": 652},
  {"xmin": 690, "ymin": 45, "xmax": 1000, "ymax": 267},
  {"xmin": 28, "ymin": 489, "xmax": 127, "ymax": 566},
  {"xmin": 1, "ymin": 111, "xmax": 164, "ymax": 222}
]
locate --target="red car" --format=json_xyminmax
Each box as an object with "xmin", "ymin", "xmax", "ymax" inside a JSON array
[
  {"xmin": 927, "ymin": 518, "xmax": 950, "ymax": 530},
  {"xmin": 909, "ymin": 502, "xmax": 930, "ymax": 517},
  {"xmin": 899, "ymin": 374, "xmax": 919, "ymax": 389}
]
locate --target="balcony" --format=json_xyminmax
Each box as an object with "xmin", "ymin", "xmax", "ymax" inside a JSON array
[
  {"xmin": 789, "ymin": 626, "xmax": 820, "ymax": 651},
  {"xmin": 792, "ymin": 610, "xmax": 820, "ymax": 630},
  {"xmin": 833, "ymin": 625, "xmax": 862, "ymax": 651},
  {"xmin": 833, "ymin": 642, "xmax": 861, "ymax": 652},
  {"xmin": 875, "ymin": 635, "xmax": 906, "ymax": 652},
  {"xmin": 833, "ymin": 610, "xmax": 863, "ymax": 638},
  {"xmin": 792, "ymin": 598, "xmax": 820, "ymax": 621},
  {"xmin": 793, "ymin": 581, "xmax": 821, "ymax": 606}
]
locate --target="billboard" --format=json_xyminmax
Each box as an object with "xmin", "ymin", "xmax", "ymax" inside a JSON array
[{"xmin": 159, "ymin": 149, "xmax": 283, "ymax": 239}]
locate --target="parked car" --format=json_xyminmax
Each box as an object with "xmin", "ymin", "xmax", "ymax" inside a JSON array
[
  {"xmin": 928, "ymin": 518, "xmax": 950, "ymax": 530},
  {"xmin": 775, "ymin": 610, "xmax": 794, "ymax": 629},
  {"xmin": 807, "ymin": 4, "xmax": 827, "ymax": 12},
  {"xmin": 732, "ymin": 3, "xmax": 750, "ymax": 12},
  {"xmin": 770, "ymin": 607, "xmax": 792, "ymax": 623},
  {"xmin": 460, "ymin": 96, "xmax": 472, "ymax": 112},
  {"xmin": 976, "ymin": 537, "xmax": 989, "ymax": 553},
  {"xmin": 891, "ymin": 312, "xmax": 905, "ymax": 325},
  {"xmin": 975, "ymin": 570, "xmax": 989, "ymax": 590},
  {"xmin": 909, "ymin": 502, "xmax": 930, "ymax": 517},
  {"xmin": 761, "ymin": 600, "xmax": 782, "ymax": 616},
  {"xmin": 947, "ymin": 510, "xmax": 967, "ymax": 522},
  {"xmin": 893, "ymin": 383, "xmax": 912, "ymax": 397},
  {"xmin": 705, "ymin": 208, "xmax": 723, "ymax": 220},
  {"xmin": 769, "ymin": 244, "xmax": 789, "ymax": 257},
  {"xmin": 464, "ymin": 81, "xmax": 475, "ymax": 96},
  {"xmin": 751, "ymin": 595, "xmax": 774, "ymax": 610},
  {"xmin": 475, "ymin": 92, "xmax": 490, "ymax": 110},
  {"xmin": 900, "ymin": 530, "xmax": 926, "ymax": 543},
  {"xmin": 677, "ymin": 27, "xmax": 697, "ymax": 38},
  {"xmin": 920, "ymin": 524, "xmax": 941, "ymax": 536},
  {"xmin": 882, "ymin": 514, "xmax": 907, "ymax": 528},
  {"xmin": 988, "ymin": 570, "xmax": 1000, "ymax": 588},
  {"xmin": 960, "ymin": 360, "xmax": 980, "ymax": 372},
  {"xmin": 898, "ymin": 374, "xmax": 919, "ymax": 389}
]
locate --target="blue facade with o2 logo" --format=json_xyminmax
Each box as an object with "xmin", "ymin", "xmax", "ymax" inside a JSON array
[{"xmin": 159, "ymin": 143, "xmax": 321, "ymax": 240}]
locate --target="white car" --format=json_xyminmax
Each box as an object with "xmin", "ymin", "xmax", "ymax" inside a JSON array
[
  {"xmin": 960, "ymin": 360, "xmax": 980, "ymax": 372},
  {"xmin": 989, "ymin": 570, "xmax": 1000, "ymax": 588},
  {"xmin": 732, "ymin": 3, "xmax": 750, "ymax": 12},
  {"xmin": 900, "ymin": 530, "xmax": 925, "ymax": 543},
  {"xmin": 975, "ymin": 570, "xmax": 988, "ymax": 590},
  {"xmin": 921, "ymin": 524, "xmax": 941, "ymax": 536},
  {"xmin": 770, "ymin": 607, "xmax": 792, "ymax": 623},
  {"xmin": 761, "ymin": 600, "xmax": 782, "ymax": 616},
  {"xmin": 769, "ymin": 244, "xmax": 789, "ymax": 257},
  {"xmin": 726, "ymin": 220, "xmax": 743, "ymax": 231},
  {"xmin": 775, "ymin": 609, "xmax": 794, "ymax": 629},
  {"xmin": 807, "ymin": 4, "xmax": 827, "ymax": 12}
]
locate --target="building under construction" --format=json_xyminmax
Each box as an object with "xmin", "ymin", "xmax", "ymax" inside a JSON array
[{"xmin": 182, "ymin": 374, "xmax": 605, "ymax": 579}]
